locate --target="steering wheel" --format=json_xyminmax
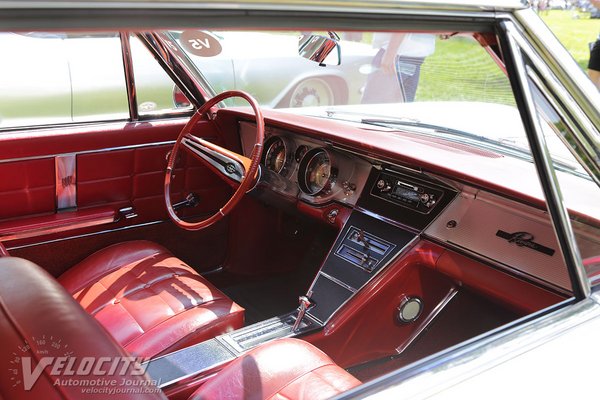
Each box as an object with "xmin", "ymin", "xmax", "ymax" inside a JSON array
[{"xmin": 165, "ymin": 90, "xmax": 264, "ymax": 230}]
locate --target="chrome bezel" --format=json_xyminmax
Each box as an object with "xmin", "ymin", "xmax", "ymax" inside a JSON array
[{"xmin": 297, "ymin": 147, "xmax": 335, "ymax": 196}]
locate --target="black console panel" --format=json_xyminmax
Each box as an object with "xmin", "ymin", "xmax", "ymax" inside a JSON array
[
  {"xmin": 307, "ymin": 211, "xmax": 416, "ymax": 323},
  {"xmin": 358, "ymin": 167, "xmax": 458, "ymax": 230}
]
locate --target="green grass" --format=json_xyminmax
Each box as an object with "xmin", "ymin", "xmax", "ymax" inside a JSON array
[
  {"xmin": 540, "ymin": 10, "xmax": 599, "ymax": 70},
  {"xmin": 415, "ymin": 36, "xmax": 516, "ymax": 105}
]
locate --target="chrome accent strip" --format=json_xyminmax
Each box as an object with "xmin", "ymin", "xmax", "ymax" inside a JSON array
[
  {"xmin": 318, "ymin": 271, "xmax": 358, "ymax": 294},
  {"xmin": 120, "ymin": 32, "xmax": 139, "ymax": 121},
  {"xmin": 396, "ymin": 287, "xmax": 458, "ymax": 354},
  {"xmin": 0, "ymin": 214, "xmax": 117, "ymax": 242},
  {"xmin": 0, "ymin": 140, "xmax": 176, "ymax": 165},
  {"xmin": 501, "ymin": 21, "xmax": 590, "ymax": 299},
  {"xmin": 55, "ymin": 155, "xmax": 77, "ymax": 210},
  {"xmin": 182, "ymin": 136, "xmax": 245, "ymax": 182},
  {"xmin": 4, "ymin": 220, "xmax": 164, "ymax": 251}
]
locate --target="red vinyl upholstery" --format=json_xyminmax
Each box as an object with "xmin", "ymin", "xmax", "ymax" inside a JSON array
[
  {"xmin": 189, "ymin": 338, "xmax": 361, "ymax": 400},
  {"xmin": 58, "ymin": 240, "xmax": 244, "ymax": 359},
  {"xmin": 0, "ymin": 257, "xmax": 359, "ymax": 400},
  {"xmin": 0, "ymin": 257, "xmax": 166, "ymax": 400}
]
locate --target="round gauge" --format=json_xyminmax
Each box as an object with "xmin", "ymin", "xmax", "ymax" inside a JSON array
[
  {"xmin": 298, "ymin": 148, "xmax": 334, "ymax": 195},
  {"xmin": 295, "ymin": 145, "xmax": 308, "ymax": 163},
  {"xmin": 263, "ymin": 136, "xmax": 287, "ymax": 173}
]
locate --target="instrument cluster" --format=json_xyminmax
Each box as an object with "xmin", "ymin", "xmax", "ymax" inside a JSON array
[{"xmin": 240, "ymin": 122, "xmax": 371, "ymax": 206}]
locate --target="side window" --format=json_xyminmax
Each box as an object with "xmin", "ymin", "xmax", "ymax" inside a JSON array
[
  {"xmin": 0, "ymin": 32, "xmax": 129, "ymax": 129},
  {"xmin": 0, "ymin": 33, "xmax": 71, "ymax": 128},
  {"xmin": 129, "ymin": 35, "xmax": 192, "ymax": 116},
  {"xmin": 67, "ymin": 34, "xmax": 129, "ymax": 122}
]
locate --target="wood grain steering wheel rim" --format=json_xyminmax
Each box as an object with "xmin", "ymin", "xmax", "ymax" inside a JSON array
[{"xmin": 165, "ymin": 90, "xmax": 264, "ymax": 230}]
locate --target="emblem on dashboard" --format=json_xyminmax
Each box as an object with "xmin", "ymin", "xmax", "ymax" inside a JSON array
[{"xmin": 496, "ymin": 230, "xmax": 555, "ymax": 256}]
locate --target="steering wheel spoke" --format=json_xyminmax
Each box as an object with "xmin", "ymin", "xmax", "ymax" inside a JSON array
[{"xmin": 182, "ymin": 133, "xmax": 251, "ymax": 183}]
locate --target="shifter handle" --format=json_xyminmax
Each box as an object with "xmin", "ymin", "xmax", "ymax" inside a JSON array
[{"xmin": 292, "ymin": 296, "xmax": 312, "ymax": 332}]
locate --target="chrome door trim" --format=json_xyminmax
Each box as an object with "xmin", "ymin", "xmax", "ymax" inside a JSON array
[
  {"xmin": 4, "ymin": 220, "xmax": 165, "ymax": 251},
  {"xmin": 0, "ymin": 213, "xmax": 117, "ymax": 242},
  {"xmin": 55, "ymin": 155, "xmax": 77, "ymax": 210},
  {"xmin": 499, "ymin": 21, "xmax": 589, "ymax": 299},
  {"xmin": 0, "ymin": 140, "xmax": 177, "ymax": 165}
]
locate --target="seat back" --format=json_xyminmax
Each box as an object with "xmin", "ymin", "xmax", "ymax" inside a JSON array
[{"xmin": 0, "ymin": 257, "xmax": 166, "ymax": 400}]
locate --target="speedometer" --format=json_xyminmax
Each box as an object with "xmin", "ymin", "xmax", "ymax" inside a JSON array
[
  {"xmin": 298, "ymin": 148, "xmax": 335, "ymax": 195},
  {"xmin": 263, "ymin": 136, "xmax": 287, "ymax": 173}
]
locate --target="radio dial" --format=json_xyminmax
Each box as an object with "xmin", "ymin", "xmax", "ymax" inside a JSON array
[{"xmin": 377, "ymin": 179, "xmax": 392, "ymax": 192}]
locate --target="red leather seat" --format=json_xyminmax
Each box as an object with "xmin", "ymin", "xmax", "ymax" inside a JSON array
[
  {"xmin": 0, "ymin": 257, "xmax": 167, "ymax": 400},
  {"xmin": 189, "ymin": 338, "xmax": 361, "ymax": 400},
  {"xmin": 0, "ymin": 257, "xmax": 360, "ymax": 400},
  {"xmin": 58, "ymin": 240, "xmax": 244, "ymax": 359}
]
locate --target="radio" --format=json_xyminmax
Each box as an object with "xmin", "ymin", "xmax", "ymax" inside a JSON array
[{"xmin": 370, "ymin": 172, "xmax": 444, "ymax": 214}]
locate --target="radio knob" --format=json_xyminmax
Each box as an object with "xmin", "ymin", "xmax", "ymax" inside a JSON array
[
  {"xmin": 420, "ymin": 193, "xmax": 430, "ymax": 203},
  {"xmin": 377, "ymin": 179, "xmax": 391, "ymax": 193}
]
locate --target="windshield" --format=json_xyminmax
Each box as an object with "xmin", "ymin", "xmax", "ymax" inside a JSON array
[{"xmin": 172, "ymin": 29, "xmax": 591, "ymax": 179}]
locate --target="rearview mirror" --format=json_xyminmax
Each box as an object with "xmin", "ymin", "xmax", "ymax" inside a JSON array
[{"xmin": 298, "ymin": 33, "xmax": 341, "ymax": 66}]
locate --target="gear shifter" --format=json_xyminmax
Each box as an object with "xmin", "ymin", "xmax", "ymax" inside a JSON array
[{"xmin": 292, "ymin": 296, "xmax": 312, "ymax": 332}]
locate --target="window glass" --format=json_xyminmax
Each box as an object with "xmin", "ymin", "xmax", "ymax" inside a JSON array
[
  {"xmin": 0, "ymin": 33, "xmax": 71, "ymax": 128},
  {"xmin": 530, "ymin": 80, "xmax": 600, "ymax": 284},
  {"xmin": 67, "ymin": 34, "xmax": 129, "ymax": 122},
  {"xmin": 130, "ymin": 35, "xmax": 192, "ymax": 116},
  {"xmin": 0, "ymin": 32, "xmax": 129, "ymax": 129}
]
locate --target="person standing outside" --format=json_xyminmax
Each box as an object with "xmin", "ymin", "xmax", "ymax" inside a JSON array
[
  {"xmin": 362, "ymin": 32, "xmax": 435, "ymax": 103},
  {"xmin": 589, "ymin": 0, "xmax": 600, "ymax": 90}
]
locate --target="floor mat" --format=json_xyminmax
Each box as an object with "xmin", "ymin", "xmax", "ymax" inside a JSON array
[{"xmin": 218, "ymin": 227, "xmax": 336, "ymax": 324}]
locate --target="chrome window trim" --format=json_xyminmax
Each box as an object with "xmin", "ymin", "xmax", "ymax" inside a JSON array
[
  {"xmin": 503, "ymin": 13, "xmax": 600, "ymax": 187},
  {"xmin": 499, "ymin": 21, "xmax": 589, "ymax": 299},
  {"xmin": 137, "ymin": 32, "xmax": 211, "ymax": 108},
  {"xmin": 120, "ymin": 31, "xmax": 139, "ymax": 121}
]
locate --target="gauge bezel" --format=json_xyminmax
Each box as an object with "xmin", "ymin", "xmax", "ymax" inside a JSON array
[
  {"xmin": 262, "ymin": 135, "xmax": 290, "ymax": 175},
  {"xmin": 298, "ymin": 147, "xmax": 336, "ymax": 195}
]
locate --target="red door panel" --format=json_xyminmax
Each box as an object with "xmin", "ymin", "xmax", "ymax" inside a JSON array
[
  {"xmin": 0, "ymin": 158, "xmax": 55, "ymax": 219},
  {"xmin": 0, "ymin": 118, "xmax": 233, "ymax": 274}
]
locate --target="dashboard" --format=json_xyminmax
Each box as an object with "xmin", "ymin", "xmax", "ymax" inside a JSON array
[{"xmin": 237, "ymin": 117, "xmax": 600, "ymax": 296}]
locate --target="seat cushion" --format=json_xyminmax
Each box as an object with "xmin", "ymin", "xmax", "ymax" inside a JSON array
[
  {"xmin": 0, "ymin": 257, "xmax": 166, "ymax": 400},
  {"xmin": 190, "ymin": 338, "xmax": 361, "ymax": 400},
  {"xmin": 58, "ymin": 240, "xmax": 244, "ymax": 359}
]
